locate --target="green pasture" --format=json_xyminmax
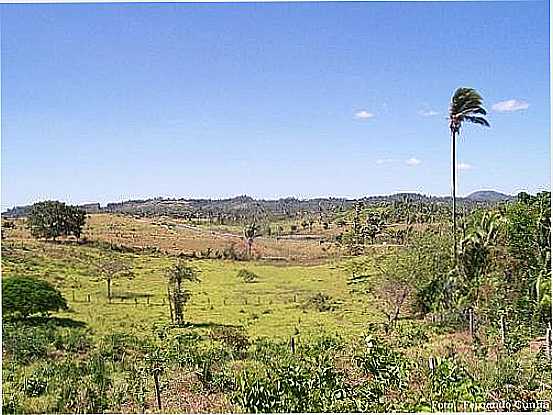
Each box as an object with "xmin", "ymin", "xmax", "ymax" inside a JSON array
[{"xmin": 1, "ymin": 240, "xmax": 380, "ymax": 340}]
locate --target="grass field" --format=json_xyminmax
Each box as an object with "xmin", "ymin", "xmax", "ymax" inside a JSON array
[{"xmin": 1, "ymin": 215, "xmax": 381, "ymax": 340}]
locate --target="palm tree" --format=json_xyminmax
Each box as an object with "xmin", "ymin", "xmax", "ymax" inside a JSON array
[
  {"xmin": 448, "ymin": 87, "xmax": 490, "ymax": 257},
  {"xmin": 243, "ymin": 223, "xmax": 258, "ymax": 258}
]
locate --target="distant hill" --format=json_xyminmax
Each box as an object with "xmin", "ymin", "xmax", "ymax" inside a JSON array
[
  {"xmin": 2, "ymin": 191, "xmax": 519, "ymax": 219},
  {"xmin": 465, "ymin": 190, "xmax": 514, "ymax": 202}
]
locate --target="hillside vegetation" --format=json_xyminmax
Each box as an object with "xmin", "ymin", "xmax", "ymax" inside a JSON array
[{"xmin": 1, "ymin": 192, "xmax": 551, "ymax": 413}]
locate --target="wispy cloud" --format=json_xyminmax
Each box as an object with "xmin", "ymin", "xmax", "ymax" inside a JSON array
[
  {"xmin": 418, "ymin": 109, "xmax": 439, "ymax": 117},
  {"xmin": 405, "ymin": 157, "xmax": 421, "ymax": 166},
  {"xmin": 354, "ymin": 110, "xmax": 375, "ymax": 120},
  {"xmin": 492, "ymin": 99, "xmax": 529, "ymax": 112},
  {"xmin": 376, "ymin": 158, "xmax": 394, "ymax": 165},
  {"xmin": 458, "ymin": 162, "xmax": 473, "ymax": 171}
]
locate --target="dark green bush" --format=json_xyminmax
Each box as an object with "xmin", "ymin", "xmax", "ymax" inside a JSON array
[
  {"xmin": 2, "ymin": 277, "xmax": 68, "ymax": 318},
  {"xmin": 302, "ymin": 292, "xmax": 335, "ymax": 312},
  {"xmin": 236, "ymin": 269, "xmax": 259, "ymax": 283}
]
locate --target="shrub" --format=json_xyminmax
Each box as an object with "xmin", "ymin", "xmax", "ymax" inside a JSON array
[
  {"xmin": 2, "ymin": 322, "xmax": 54, "ymax": 362},
  {"xmin": 234, "ymin": 354, "xmax": 347, "ymax": 412},
  {"xmin": 2, "ymin": 277, "xmax": 68, "ymax": 318},
  {"xmin": 302, "ymin": 292, "xmax": 335, "ymax": 312},
  {"xmin": 236, "ymin": 269, "xmax": 259, "ymax": 283},
  {"xmin": 209, "ymin": 326, "xmax": 250, "ymax": 357}
]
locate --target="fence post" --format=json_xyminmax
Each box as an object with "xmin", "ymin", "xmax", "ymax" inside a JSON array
[
  {"xmin": 500, "ymin": 314, "xmax": 507, "ymax": 347},
  {"xmin": 87, "ymin": 294, "xmax": 91, "ymax": 303},
  {"xmin": 428, "ymin": 356, "xmax": 436, "ymax": 372},
  {"xmin": 294, "ymin": 293, "xmax": 297, "ymax": 303},
  {"xmin": 468, "ymin": 307, "xmax": 475, "ymax": 339},
  {"xmin": 72, "ymin": 291, "xmax": 75, "ymax": 302},
  {"xmin": 546, "ymin": 323, "xmax": 552, "ymax": 358},
  {"xmin": 147, "ymin": 296, "xmax": 150, "ymax": 306},
  {"xmin": 134, "ymin": 298, "xmax": 138, "ymax": 307},
  {"xmin": 153, "ymin": 369, "xmax": 162, "ymax": 410},
  {"xmin": 290, "ymin": 336, "xmax": 295, "ymax": 354}
]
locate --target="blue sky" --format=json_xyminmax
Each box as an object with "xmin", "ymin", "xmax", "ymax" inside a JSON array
[{"xmin": 1, "ymin": 1, "xmax": 550, "ymax": 209}]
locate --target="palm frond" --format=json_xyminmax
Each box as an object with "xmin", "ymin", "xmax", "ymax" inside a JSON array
[
  {"xmin": 464, "ymin": 116, "xmax": 490, "ymax": 127},
  {"xmin": 449, "ymin": 87, "xmax": 490, "ymax": 129}
]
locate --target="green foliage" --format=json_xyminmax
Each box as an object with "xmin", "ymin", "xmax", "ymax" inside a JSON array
[
  {"xmin": 27, "ymin": 200, "xmax": 86, "ymax": 240},
  {"xmin": 355, "ymin": 334, "xmax": 410, "ymax": 391},
  {"xmin": 237, "ymin": 268, "xmax": 259, "ymax": 283},
  {"xmin": 449, "ymin": 87, "xmax": 490, "ymax": 134},
  {"xmin": 209, "ymin": 326, "xmax": 250, "ymax": 357},
  {"xmin": 2, "ymin": 277, "xmax": 68, "ymax": 318},
  {"xmin": 428, "ymin": 357, "xmax": 484, "ymax": 404},
  {"xmin": 166, "ymin": 261, "xmax": 201, "ymax": 325},
  {"xmin": 2, "ymin": 322, "xmax": 54, "ymax": 362},
  {"xmin": 302, "ymin": 292, "xmax": 335, "ymax": 312},
  {"xmin": 234, "ymin": 353, "xmax": 348, "ymax": 413}
]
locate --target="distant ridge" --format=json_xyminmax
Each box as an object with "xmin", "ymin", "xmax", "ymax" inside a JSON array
[
  {"xmin": 2, "ymin": 190, "xmax": 519, "ymax": 218},
  {"xmin": 465, "ymin": 190, "xmax": 514, "ymax": 202}
]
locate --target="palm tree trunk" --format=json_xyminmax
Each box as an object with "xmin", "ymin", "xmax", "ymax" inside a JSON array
[{"xmin": 451, "ymin": 130, "xmax": 457, "ymax": 261}]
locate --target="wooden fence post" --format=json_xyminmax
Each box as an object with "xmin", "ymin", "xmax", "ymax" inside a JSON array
[
  {"xmin": 153, "ymin": 369, "xmax": 162, "ymax": 411},
  {"xmin": 290, "ymin": 336, "xmax": 295, "ymax": 354},
  {"xmin": 546, "ymin": 323, "xmax": 552, "ymax": 358},
  {"xmin": 72, "ymin": 291, "xmax": 75, "ymax": 302},
  {"xmin": 87, "ymin": 294, "xmax": 91, "ymax": 303},
  {"xmin": 500, "ymin": 314, "xmax": 507, "ymax": 347},
  {"xmin": 428, "ymin": 356, "xmax": 436, "ymax": 372},
  {"xmin": 468, "ymin": 307, "xmax": 475, "ymax": 339}
]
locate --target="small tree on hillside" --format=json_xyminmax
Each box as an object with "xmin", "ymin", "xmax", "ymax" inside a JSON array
[
  {"xmin": 94, "ymin": 258, "xmax": 135, "ymax": 301},
  {"xmin": 2, "ymin": 277, "xmax": 68, "ymax": 318},
  {"xmin": 27, "ymin": 201, "xmax": 86, "ymax": 241},
  {"xmin": 167, "ymin": 261, "xmax": 200, "ymax": 325}
]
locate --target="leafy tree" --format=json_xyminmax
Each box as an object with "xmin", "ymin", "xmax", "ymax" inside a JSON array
[
  {"xmin": 166, "ymin": 261, "xmax": 200, "ymax": 325},
  {"xmin": 2, "ymin": 277, "xmax": 68, "ymax": 318},
  {"xmin": 448, "ymin": 88, "xmax": 490, "ymax": 256},
  {"xmin": 27, "ymin": 201, "xmax": 86, "ymax": 241},
  {"xmin": 93, "ymin": 258, "xmax": 135, "ymax": 301}
]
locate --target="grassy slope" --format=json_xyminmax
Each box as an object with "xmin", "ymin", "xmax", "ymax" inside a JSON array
[{"xmin": 1, "ymin": 236, "xmax": 379, "ymax": 340}]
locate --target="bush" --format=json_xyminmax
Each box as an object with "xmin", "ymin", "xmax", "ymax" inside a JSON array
[
  {"xmin": 302, "ymin": 292, "xmax": 335, "ymax": 312},
  {"xmin": 2, "ymin": 277, "xmax": 68, "ymax": 318},
  {"xmin": 236, "ymin": 269, "xmax": 259, "ymax": 283},
  {"xmin": 209, "ymin": 326, "xmax": 250, "ymax": 357}
]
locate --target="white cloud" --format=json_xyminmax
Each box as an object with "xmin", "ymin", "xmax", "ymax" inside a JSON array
[
  {"xmin": 419, "ymin": 109, "xmax": 439, "ymax": 117},
  {"xmin": 458, "ymin": 162, "xmax": 473, "ymax": 171},
  {"xmin": 376, "ymin": 158, "xmax": 394, "ymax": 165},
  {"xmin": 354, "ymin": 110, "xmax": 375, "ymax": 119},
  {"xmin": 405, "ymin": 157, "xmax": 421, "ymax": 166},
  {"xmin": 492, "ymin": 99, "xmax": 529, "ymax": 112}
]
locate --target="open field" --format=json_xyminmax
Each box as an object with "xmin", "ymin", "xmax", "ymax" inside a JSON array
[{"xmin": 1, "ymin": 227, "xmax": 380, "ymax": 339}]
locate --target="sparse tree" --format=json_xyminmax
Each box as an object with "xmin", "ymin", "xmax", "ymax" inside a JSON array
[
  {"xmin": 448, "ymin": 88, "xmax": 490, "ymax": 257},
  {"xmin": 166, "ymin": 261, "xmax": 200, "ymax": 325},
  {"xmin": 94, "ymin": 258, "xmax": 134, "ymax": 301}
]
